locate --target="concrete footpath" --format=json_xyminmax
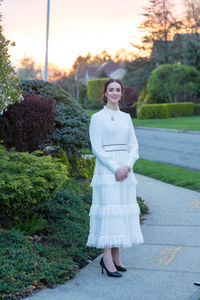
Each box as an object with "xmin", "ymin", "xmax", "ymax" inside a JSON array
[{"xmin": 26, "ymin": 174, "xmax": 200, "ymax": 300}]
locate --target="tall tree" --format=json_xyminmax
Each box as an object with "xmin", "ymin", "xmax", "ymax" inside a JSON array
[
  {"xmin": 132, "ymin": 0, "xmax": 182, "ymax": 63},
  {"xmin": 183, "ymin": 0, "xmax": 200, "ymax": 40}
]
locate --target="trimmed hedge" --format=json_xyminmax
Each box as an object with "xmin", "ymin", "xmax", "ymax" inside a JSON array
[
  {"xmin": 137, "ymin": 102, "xmax": 194, "ymax": 119},
  {"xmin": 87, "ymin": 78, "xmax": 109, "ymax": 102},
  {"xmin": 0, "ymin": 145, "xmax": 68, "ymax": 229},
  {"xmin": 0, "ymin": 93, "xmax": 55, "ymax": 152}
]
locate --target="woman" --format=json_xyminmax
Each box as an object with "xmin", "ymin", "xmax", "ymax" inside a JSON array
[{"xmin": 86, "ymin": 79, "xmax": 144, "ymax": 277}]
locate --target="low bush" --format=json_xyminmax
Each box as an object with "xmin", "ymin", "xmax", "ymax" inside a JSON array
[
  {"xmin": 0, "ymin": 145, "xmax": 68, "ymax": 230},
  {"xmin": 69, "ymin": 155, "xmax": 95, "ymax": 181},
  {"xmin": 137, "ymin": 102, "xmax": 194, "ymax": 119},
  {"xmin": 0, "ymin": 93, "xmax": 55, "ymax": 152}
]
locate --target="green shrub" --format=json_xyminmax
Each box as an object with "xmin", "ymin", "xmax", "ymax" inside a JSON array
[
  {"xmin": 137, "ymin": 103, "xmax": 169, "ymax": 119},
  {"xmin": 146, "ymin": 64, "xmax": 200, "ymax": 103},
  {"xmin": 194, "ymin": 104, "xmax": 200, "ymax": 115},
  {"xmin": 20, "ymin": 80, "xmax": 90, "ymax": 155},
  {"xmin": 69, "ymin": 155, "xmax": 95, "ymax": 181},
  {"xmin": 0, "ymin": 229, "xmax": 76, "ymax": 299},
  {"xmin": 137, "ymin": 102, "xmax": 194, "ymax": 119},
  {"xmin": 167, "ymin": 102, "xmax": 194, "ymax": 117},
  {"xmin": 87, "ymin": 78, "xmax": 109, "ymax": 102},
  {"xmin": 0, "ymin": 145, "xmax": 68, "ymax": 229}
]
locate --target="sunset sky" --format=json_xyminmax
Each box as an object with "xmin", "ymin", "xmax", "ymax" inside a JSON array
[{"xmin": 1, "ymin": 0, "xmax": 184, "ymax": 71}]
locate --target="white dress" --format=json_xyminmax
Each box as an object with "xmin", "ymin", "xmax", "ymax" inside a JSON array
[{"xmin": 86, "ymin": 106, "xmax": 144, "ymax": 248}]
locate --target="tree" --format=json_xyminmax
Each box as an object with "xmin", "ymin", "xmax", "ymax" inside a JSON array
[
  {"xmin": 122, "ymin": 57, "xmax": 155, "ymax": 93},
  {"xmin": 17, "ymin": 56, "xmax": 42, "ymax": 80},
  {"xmin": 132, "ymin": 0, "xmax": 182, "ymax": 63},
  {"xmin": 183, "ymin": 0, "xmax": 200, "ymax": 40},
  {"xmin": 0, "ymin": 1, "xmax": 22, "ymax": 112}
]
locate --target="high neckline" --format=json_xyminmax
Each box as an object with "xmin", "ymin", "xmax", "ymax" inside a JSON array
[{"xmin": 104, "ymin": 105, "xmax": 119, "ymax": 112}]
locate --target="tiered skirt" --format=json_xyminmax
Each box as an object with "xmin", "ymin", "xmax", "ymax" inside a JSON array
[{"xmin": 86, "ymin": 172, "xmax": 144, "ymax": 248}]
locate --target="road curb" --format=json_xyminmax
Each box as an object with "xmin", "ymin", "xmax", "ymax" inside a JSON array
[{"xmin": 135, "ymin": 126, "xmax": 200, "ymax": 135}]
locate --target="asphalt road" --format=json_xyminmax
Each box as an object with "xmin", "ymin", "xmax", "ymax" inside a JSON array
[{"xmin": 135, "ymin": 127, "xmax": 200, "ymax": 172}]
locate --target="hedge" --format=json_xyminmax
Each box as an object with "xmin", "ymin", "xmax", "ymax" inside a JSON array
[
  {"xmin": 137, "ymin": 102, "xmax": 194, "ymax": 119},
  {"xmin": 87, "ymin": 78, "xmax": 109, "ymax": 102}
]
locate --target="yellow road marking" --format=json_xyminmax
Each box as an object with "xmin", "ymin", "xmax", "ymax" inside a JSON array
[
  {"xmin": 188, "ymin": 200, "xmax": 200, "ymax": 209},
  {"xmin": 150, "ymin": 246, "xmax": 182, "ymax": 266}
]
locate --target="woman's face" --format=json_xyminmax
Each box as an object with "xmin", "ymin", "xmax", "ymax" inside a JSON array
[{"xmin": 105, "ymin": 82, "xmax": 122, "ymax": 105}]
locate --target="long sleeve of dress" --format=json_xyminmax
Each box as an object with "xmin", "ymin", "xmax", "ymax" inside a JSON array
[
  {"xmin": 126, "ymin": 115, "xmax": 139, "ymax": 169},
  {"xmin": 89, "ymin": 114, "xmax": 119, "ymax": 173}
]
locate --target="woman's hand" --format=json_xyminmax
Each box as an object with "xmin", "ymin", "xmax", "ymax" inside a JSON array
[{"xmin": 115, "ymin": 167, "xmax": 129, "ymax": 182}]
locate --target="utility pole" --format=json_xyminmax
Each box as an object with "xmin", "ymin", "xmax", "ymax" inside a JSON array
[{"xmin": 44, "ymin": 0, "xmax": 50, "ymax": 81}]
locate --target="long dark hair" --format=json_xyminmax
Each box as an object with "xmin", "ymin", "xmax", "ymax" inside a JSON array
[{"xmin": 101, "ymin": 79, "xmax": 124, "ymax": 104}]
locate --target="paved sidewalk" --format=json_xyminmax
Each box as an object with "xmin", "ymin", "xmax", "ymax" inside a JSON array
[{"xmin": 26, "ymin": 174, "xmax": 200, "ymax": 300}]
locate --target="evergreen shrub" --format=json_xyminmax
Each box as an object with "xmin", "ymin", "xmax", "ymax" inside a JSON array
[
  {"xmin": 0, "ymin": 229, "xmax": 76, "ymax": 299},
  {"xmin": 0, "ymin": 93, "xmax": 55, "ymax": 152},
  {"xmin": 21, "ymin": 80, "xmax": 90, "ymax": 155},
  {"xmin": 87, "ymin": 78, "xmax": 109, "ymax": 102},
  {"xmin": 0, "ymin": 145, "xmax": 68, "ymax": 228},
  {"xmin": 137, "ymin": 102, "xmax": 194, "ymax": 119}
]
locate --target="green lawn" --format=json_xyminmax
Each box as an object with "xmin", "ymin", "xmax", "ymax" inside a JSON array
[
  {"xmin": 134, "ymin": 158, "xmax": 200, "ymax": 192},
  {"xmin": 85, "ymin": 109, "xmax": 200, "ymax": 131}
]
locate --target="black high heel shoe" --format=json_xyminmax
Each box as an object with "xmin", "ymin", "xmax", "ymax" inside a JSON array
[
  {"xmin": 100, "ymin": 257, "xmax": 122, "ymax": 277},
  {"xmin": 113, "ymin": 261, "xmax": 127, "ymax": 272}
]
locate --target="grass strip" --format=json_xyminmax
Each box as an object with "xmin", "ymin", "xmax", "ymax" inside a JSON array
[
  {"xmin": 85, "ymin": 109, "xmax": 200, "ymax": 131},
  {"xmin": 134, "ymin": 158, "xmax": 200, "ymax": 192},
  {"xmin": 132, "ymin": 116, "xmax": 200, "ymax": 131}
]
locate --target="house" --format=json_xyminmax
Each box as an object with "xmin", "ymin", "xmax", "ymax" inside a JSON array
[{"xmin": 75, "ymin": 61, "xmax": 126, "ymax": 85}]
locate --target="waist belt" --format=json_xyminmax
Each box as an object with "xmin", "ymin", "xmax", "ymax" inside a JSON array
[{"xmin": 103, "ymin": 144, "xmax": 128, "ymax": 152}]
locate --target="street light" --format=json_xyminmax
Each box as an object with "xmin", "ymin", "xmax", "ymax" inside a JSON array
[{"xmin": 44, "ymin": 0, "xmax": 50, "ymax": 81}]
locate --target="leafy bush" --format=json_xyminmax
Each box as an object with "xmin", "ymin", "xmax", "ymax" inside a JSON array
[
  {"xmin": 137, "ymin": 102, "xmax": 194, "ymax": 119},
  {"xmin": 0, "ymin": 145, "xmax": 68, "ymax": 229},
  {"xmin": 20, "ymin": 80, "xmax": 90, "ymax": 155},
  {"xmin": 146, "ymin": 64, "xmax": 200, "ymax": 103},
  {"xmin": 0, "ymin": 30, "xmax": 22, "ymax": 112},
  {"xmin": 137, "ymin": 103, "xmax": 169, "ymax": 119},
  {"xmin": 0, "ymin": 93, "xmax": 55, "ymax": 152},
  {"xmin": 87, "ymin": 78, "xmax": 109, "ymax": 102}
]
